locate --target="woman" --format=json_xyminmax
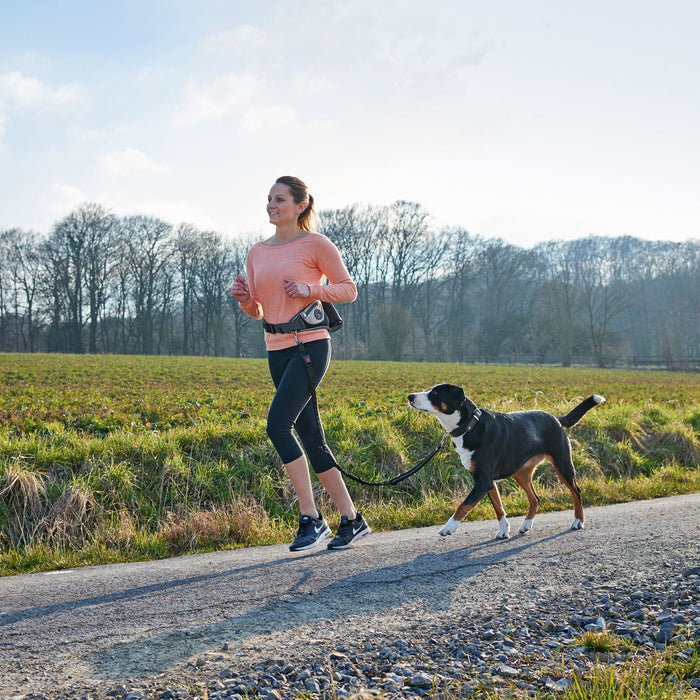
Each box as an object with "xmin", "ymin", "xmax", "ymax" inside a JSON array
[{"xmin": 231, "ymin": 176, "xmax": 370, "ymax": 551}]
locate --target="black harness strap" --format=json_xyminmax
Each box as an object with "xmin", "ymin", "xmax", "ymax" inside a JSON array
[{"xmin": 295, "ymin": 333, "xmax": 449, "ymax": 487}]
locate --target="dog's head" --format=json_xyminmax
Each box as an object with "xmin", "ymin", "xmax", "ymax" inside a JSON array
[{"xmin": 408, "ymin": 383, "xmax": 466, "ymax": 416}]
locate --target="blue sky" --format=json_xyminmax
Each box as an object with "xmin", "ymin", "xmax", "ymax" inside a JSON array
[{"xmin": 1, "ymin": 0, "xmax": 698, "ymax": 247}]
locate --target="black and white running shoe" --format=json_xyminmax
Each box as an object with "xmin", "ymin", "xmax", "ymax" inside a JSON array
[
  {"xmin": 327, "ymin": 512, "xmax": 371, "ymax": 550},
  {"xmin": 289, "ymin": 513, "xmax": 331, "ymax": 552}
]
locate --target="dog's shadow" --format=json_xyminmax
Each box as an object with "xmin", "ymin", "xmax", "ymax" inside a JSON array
[{"xmin": 85, "ymin": 529, "xmax": 574, "ymax": 678}]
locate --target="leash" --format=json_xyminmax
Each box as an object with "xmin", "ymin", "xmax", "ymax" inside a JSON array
[{"xmin": 295, "ymin": 333, "xmax": 450, "ymax": 487}]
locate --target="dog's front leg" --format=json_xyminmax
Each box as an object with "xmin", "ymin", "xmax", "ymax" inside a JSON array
[
  {"xmin": 439, "ymin": 516, "xmax": 462, "ymax": 536},
  {"xmin": 439, "ymin": 479, "xmax": 491, "ymax": 537}
]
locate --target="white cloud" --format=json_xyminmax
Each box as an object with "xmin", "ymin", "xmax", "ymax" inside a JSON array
[
  {"xmin": 240, "ymin": 104, "xmax": 296, "ymax": 133},
  {"xmin": 97, "ymin": 148, "xmax": 168, "ymax": 177},
  {"xmin": 0, "ymin": 70, "xmax": 85, "ymax": 108},
  {"xmin": 96, "ymin": 190, "xmax": 222, "ymax": 231},
  {"xmin": 293, "ymin": 71, "xmax": 337, "ymax": 97},
  {"xmin": 202, "ymin": 24, "xmax": 265, "ymax": 54},
  {"xmin": 173, "ymin": 72, "xmax": 264, "ymax": 126},
  {"xmin": 50, "ymin": 182, "xmax": 89, "ymax": 215},
  {"xmin": 0, "ymin": 70, "xmax": 87, "ymax": 147}
]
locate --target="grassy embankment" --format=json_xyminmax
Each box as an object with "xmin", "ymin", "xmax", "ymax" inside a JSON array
[{"xmin": 1, "ymin": 352, "xmax": 699, "ymax": 576}]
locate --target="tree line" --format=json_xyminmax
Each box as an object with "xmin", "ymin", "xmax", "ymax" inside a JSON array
[{"xmin": 1, "ymin": 201, "xmax": 698, "ymax": 368}]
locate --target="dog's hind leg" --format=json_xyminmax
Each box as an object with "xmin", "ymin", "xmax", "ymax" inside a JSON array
[
  {"xmin": 488, "ymin": 485, "xmax": 511, "ymax": 539},
  {"xmin": 547, "ymin": 444, "xmax": 585, "ymax": 530},
  {"xmin": 514, "ymin": 458, "xmax": 542, "ymax": 534}
]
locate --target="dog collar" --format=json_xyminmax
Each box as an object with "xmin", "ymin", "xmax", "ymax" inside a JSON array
[{"xmin": 450, "ymin": 407, "xmax": 482, "ymax": 437}]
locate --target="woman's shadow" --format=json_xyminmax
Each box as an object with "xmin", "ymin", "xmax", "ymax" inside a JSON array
[{"xmin": 86, "ymin": 529, "xmax": 572, "ymax": 678}]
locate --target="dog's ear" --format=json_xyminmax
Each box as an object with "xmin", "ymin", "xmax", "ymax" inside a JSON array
[
  {"xmin": 445, "ymin": 384, "xmax": 465, "ymax": 411},
  {"xmin": 448, "ymin": 384, "xmax": 465, "ymax": 402}
]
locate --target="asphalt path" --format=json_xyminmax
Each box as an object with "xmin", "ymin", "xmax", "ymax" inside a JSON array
[{"xmin": 1, "ymin": 493, "xmax": 699, "ymax": 696}]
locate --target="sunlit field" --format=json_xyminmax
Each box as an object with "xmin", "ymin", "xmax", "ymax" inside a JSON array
[{"xmin": 1, "ymin": 353, "xmax": 699, "ymax": 575}]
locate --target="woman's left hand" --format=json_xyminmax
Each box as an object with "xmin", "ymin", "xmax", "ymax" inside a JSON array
[{"xmin": 283, "ymin": 279, "xmax": 310, "ymax": 299}]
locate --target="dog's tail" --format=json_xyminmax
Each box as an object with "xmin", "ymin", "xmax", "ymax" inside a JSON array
[{"xmin": 558, "ymin": 395, "xmax": 605, "ymax": 428}]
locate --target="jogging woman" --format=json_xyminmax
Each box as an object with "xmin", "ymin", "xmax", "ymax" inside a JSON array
[{"xmin": 231, "ymin": 175, "xmax": 370, "ymax": 551}]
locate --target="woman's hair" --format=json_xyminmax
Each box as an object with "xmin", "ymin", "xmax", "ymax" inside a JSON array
[{"xmin": 275, "ymin": 175, "xmax": 319, "ymax": 232}]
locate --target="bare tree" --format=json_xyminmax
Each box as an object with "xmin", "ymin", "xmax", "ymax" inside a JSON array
[
  {"xmin": 441, "ymin": 229, "xmax": 483, "ymax": 362},
  {"xmin": 5, "ymin": 229, "xmax": 42, "ymax": 352},
  {"xmin": 226, "ymin": 235, "xmax": 258, "ymax": 357},
  {"xmin": 474, "ymin": 239, "xmax": 541, "ymax": 361},
  {"xmin": 568, "ymin": 237, "xmax": 631, "ymax": 367},
  {"xmin": 36, "ymin": 233, "xmax": 68, "ymax": 352},
  {"xmin": 172, "ymin": 224, "xmax": 202, "ymax": 355},
  {"xmin": 193, "ymin": 232, "xmax": 234, "ymax": 356},
  {"xmin": 118, "ymin": 215, "xmax": 173, "ymax": 355},
  {"xmin": 409, "ymin": 227, "xmax": 452, "ymax": 359},
  {"xmin": 385, "ymin": 200, "xmax": 432, "ymax": 306},
  {"xmin": 534, "ymin": 241, "xmax": 585, "ymax": 366},
  {"xmin": 321, "ymin": 203, "xmax": 389, "ymax": 356},
  {"xmin": 42, "ymin": 204, "xmax": 116, "ymax": 353}
]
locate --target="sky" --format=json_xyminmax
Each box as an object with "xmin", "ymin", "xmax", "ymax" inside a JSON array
[{"xmin": 1, "ymin": 0, "xmax": 698, "ymax": 248}]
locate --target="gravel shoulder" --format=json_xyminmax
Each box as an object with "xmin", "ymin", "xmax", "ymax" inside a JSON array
[{"xmin": 1, "ymin": 493, "xmax": 699, "ymax": 699}]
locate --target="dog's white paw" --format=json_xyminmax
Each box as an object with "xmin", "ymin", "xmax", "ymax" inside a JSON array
[
  {"xmin": 570, "ymin": 518, "xmax": 584, "ymax": 530},
  {"xmin": 439, "ymin": 516, "xmax": 461, "ymax": 536},
  {"xmin": 518, "ymin": 518, "xmax": 534, "ymax": 534},
  {"xmin": 495, "ymin": 516, "xmax": 511, "ymax": 540}
]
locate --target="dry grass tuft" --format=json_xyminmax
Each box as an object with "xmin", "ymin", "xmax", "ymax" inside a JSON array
[
  {"xmin": 104, "ymin": 510, "xmax": 139, "ymax": 548},
  {"xmin": 644, "ymin": 429, "xmax": 699, "ymax": 467},
  {"xmin": 0, "ymin": 463, "xmax": 46, "ymax": 545},
  {"xmin": 43, "ymin": 484, "xmax": 100, "ymax": 546},
  {"xmin": 160, "ymin": 497, "xmax": 271, "ymax": 552},
  {"xmin": 1, "ymin": 463, "xmax": 45, "ymax": 519}
]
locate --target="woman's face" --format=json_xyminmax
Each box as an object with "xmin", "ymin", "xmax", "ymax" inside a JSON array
[{"xmin": 267, "ymin": 183, "xmax": 306, "ymax": 227}]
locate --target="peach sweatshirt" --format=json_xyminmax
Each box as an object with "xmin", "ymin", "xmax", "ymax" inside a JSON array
[{"xmin": 238, "ymin": 232, "xmax": 357, "ymax": 351}]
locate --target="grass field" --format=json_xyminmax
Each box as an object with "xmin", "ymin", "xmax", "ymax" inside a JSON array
[{"xmin": 1, "ymin": 352, "xmax": 699, "ymax": 576}]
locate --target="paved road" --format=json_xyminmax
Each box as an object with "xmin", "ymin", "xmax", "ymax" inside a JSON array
[{"xmin": 1, "ymin": 493, "xmax": 699, "ymax": 696}]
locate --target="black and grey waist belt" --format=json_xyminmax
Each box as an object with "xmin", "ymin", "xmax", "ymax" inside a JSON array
[{"xmin": 263, "ymin": 299, "xmax": 342, "ymax": 334}]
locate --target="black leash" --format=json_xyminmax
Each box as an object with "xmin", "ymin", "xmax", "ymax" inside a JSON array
[{"xmin": 295, "ymin": 333, "xmax": 450, "ymax": 487}]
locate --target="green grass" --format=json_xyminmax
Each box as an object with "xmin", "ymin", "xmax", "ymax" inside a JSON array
[
  {"xmin": 561, "ymin": 640, "xmax": 700, "ymax": 699},
  {"xmin": 1, "ymin": 353, "xmax": 699, "ymax": 576}
]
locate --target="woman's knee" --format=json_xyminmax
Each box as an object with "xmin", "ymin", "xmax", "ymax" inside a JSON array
[{"xmin": 266, "ymin": 417, "xmax": 287, "ymax": 448}]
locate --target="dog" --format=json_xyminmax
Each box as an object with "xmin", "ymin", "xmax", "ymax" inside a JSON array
[{"xmin": 408, "ymin": 384, "xmax": 605, "ymax": 539}]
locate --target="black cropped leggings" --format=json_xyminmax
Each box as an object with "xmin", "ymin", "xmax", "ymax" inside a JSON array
[{"xmin": 266, "ymin": 338, "xmax": 337, "ymax": 474}]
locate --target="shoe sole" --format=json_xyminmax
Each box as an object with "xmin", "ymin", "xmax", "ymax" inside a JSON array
[
  {"xmin": 327, "ymin": 526, "xmax": 371, "ymax": 550},
  {"xmin": 289, "ymin": 526, "xmax": 331, "ymax": 552}
]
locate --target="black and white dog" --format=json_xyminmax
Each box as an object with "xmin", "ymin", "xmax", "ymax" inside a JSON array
[{"xmin": 408, "ymin": 384, "xmax": 605, "ymax": 539}]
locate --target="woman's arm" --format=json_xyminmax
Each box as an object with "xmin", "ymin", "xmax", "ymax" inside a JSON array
[{"xmin": 308, "ymin": 237, "xmax": 358, "ymax": 304}]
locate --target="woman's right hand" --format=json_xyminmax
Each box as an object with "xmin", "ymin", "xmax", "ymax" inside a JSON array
[{"xmin": 231, "ymin": 274, "xmax": 251, "ymax": 302}]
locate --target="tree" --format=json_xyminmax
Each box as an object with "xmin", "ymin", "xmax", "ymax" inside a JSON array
[
  {"xmin": 226, "ymin": 236, "xmax": 257, "ymax": 358},
  {"xmin": 321, "ymin": 203, "xmax": 388, "ymax": 356},
  {"xmin": 474, "ymin": 239, "xmax": 541, "ymax": 361},
  {"xmin": 43, "ymin": 203, "xmax": 116, "ymax": 353},
  {"xmin": 5, "ymin": 229, "xmax": 42, "ymax": 352},
  {"xmin": 172, "ymin": 224, "xmax": 202, "ymax": 355},
  {"xmin": 568, "ymin": 237, "xmax": 631, "ymax": 368},
  {"xmin": 534, "ymin": 241, "xmax": 585, "ymax": 366},
  {"xmin": 193, "ymin": 232, "xmax": 235, "ymax": 357},
  {"xmin": 118, "ymin": 215, "xmax": 173, "ymax": 355}
]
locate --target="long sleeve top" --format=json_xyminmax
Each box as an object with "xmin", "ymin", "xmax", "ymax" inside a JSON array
[{"xmin": 238, "ymin": 232, "xmax": 357, "ymax": 351}]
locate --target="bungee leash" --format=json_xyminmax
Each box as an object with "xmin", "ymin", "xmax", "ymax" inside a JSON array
[{"xmin": 295, "ymin": 333, "xmax": 450, "ymax": 487}]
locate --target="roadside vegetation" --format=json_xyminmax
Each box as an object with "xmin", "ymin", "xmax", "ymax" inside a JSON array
[
  {"xmin": 473, "ymin": 638, "xmax": 700, "ymax": 699},
  {"xmin": 1, "ymin": 353, "xmax": 699, "ymax": 577}
]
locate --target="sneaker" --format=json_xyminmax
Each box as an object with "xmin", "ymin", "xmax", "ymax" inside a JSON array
[
  {"xmin": 289, "ymin": 513, "xmax": 331, "ymax": 552},
  {"xmin": 327, "ymin": 512, "xmax": 371, "ymax": 550}
]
